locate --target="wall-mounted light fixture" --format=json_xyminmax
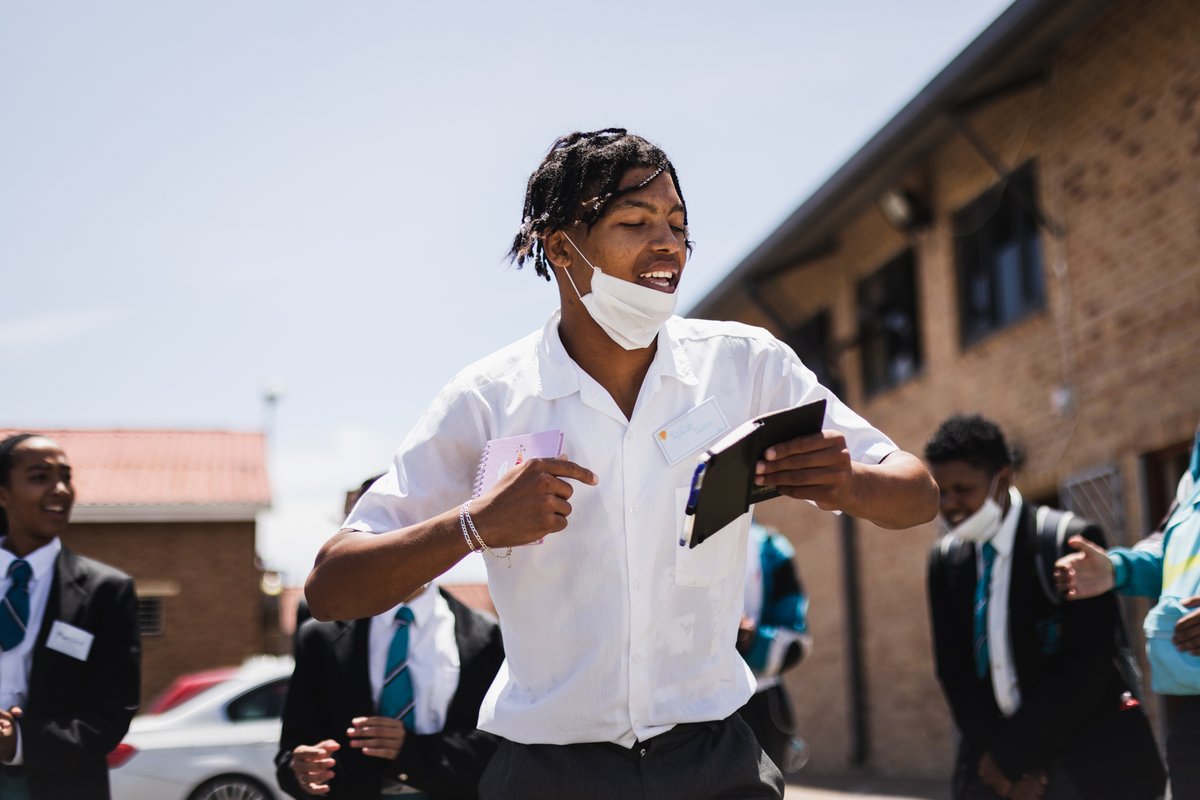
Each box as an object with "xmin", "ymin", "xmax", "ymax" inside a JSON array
[{"xmin": 877, "ymin": 188, "xmax": 931, "ymax": 232}]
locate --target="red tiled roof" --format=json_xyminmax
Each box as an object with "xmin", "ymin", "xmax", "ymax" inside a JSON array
[{"xmin": 0, "ymin": 428, "xmax": 270, "ymax": 508}]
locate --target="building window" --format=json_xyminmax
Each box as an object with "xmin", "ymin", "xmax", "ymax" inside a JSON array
[
  {"xmin": 786, "ymin": 309, "xmax": 843, "ymax": 399},
  {"xmin": 954, "ymin": 161, "xmax": 1045, "ymax": 346},
  {"xmin": 138, "ymin": 597, "xmax": 165, "ymax": 636},
  {"xmin": 1142, "ymin": 441, "xmax": 1193, "ymax": 531},
  {"xmin": 856, "ymin": 249, "xmax": 922, "ymax": 397}
]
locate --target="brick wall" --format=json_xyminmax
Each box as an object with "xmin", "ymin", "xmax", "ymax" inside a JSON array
[
  {"xmin": 63, "ymin": 520, "xmax": 267, "ymax": 708},
  {"xmin": 706, "ymin": 0, "xmax": 1199, "ymax": 780}
]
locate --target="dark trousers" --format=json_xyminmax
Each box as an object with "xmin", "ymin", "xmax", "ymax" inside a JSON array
[
  {"xmin": 478, "ymin": 715, "xmax": 784, "ymax": 800},
  {"xmin": 1165, "ymin": 694, "xmax": 1200, "ymax": 800},
  {"xmin": 737, "ymin": 684, "xmax": 795, "ymax": 772}
]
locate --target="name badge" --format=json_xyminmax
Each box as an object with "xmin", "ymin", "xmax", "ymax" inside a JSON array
[
  {"xmin": 654, "ymin": 397, "xmax": 731, "ymax": 466},
  {"xmin": 47, "ymin": 621, "xmax": 94, "ymax": 662}
]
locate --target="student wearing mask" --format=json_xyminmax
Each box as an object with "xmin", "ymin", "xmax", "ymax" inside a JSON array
[
  {"xmin": 305, "ymin": 129, "xmax": 939, "ymax": 800},
  {"xmin": 0, "ymin": 433, "xmax": 140, "ymax": 800},
  {"xmin": 925, "ymin": 415, "xmax": 1162, "ymax": 800}
]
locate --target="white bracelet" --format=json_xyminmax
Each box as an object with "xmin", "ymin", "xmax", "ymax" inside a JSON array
[{"xmin": 460, "ymin": 501, "xmax": 512, "ymax": 566}]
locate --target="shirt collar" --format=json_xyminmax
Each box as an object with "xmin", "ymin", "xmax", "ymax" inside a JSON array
[
  {"xmin": 0, "ymin": 536, "xmax": 62, "ymax": 582},
  {"xmin": 535, "ymin": 311, "xmax": 698, "ymax": 400},
  {"xmin": 376, "ymin": 583, "xmax": 438, "ymax": 629},
  {"xmin": 988, "ymin": 487, "xmax": 1023, "ymax": 558}
]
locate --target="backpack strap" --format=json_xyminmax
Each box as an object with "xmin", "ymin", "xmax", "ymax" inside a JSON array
[{"xmin": 1033, "ymin": 506, "xmax": 1074, "ymax": 607}]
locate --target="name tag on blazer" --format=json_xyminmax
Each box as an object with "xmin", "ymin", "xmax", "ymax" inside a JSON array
[{"xmin": 47, "ymin": 620, "xmax": 94, "ymax": 661}]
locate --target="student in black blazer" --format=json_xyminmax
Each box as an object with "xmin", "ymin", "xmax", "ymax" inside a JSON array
[
  {"xmin": 925, "ymin": 416, "xmax": 1163, "ymax": 800},
  {"xmin": 0, "ymin": 433, "xmax": 141, "ymax": 800},
  {"xmin": 276, "ymin": 585, "xmax": 503, "ymax": 799}
]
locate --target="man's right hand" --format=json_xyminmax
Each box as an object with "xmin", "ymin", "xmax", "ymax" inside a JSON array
[
  {"xmin": 470, "ymin": 456, "xmax": 597, "ymax": 548},
  {"xmin": 291, "ymin": 740, "xmax": 340, "ymax": 796},
  {"xmin": 1053, "ymin": 535, "xmax": 1114, "ymax": 600}
]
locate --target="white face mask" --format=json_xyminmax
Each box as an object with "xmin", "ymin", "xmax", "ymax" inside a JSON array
[
  {"xmin": 558, "ymin": 232, "xmax": 677, "ymax": 350},
  {"xmin": 940, "ymin": 475, "xmax": 1004, "ymax": 544}
]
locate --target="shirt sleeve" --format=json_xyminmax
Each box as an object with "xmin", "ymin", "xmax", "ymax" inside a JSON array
[
  {"xmin": 344, "ymin": 375, "xmax": 491, "ymax": 535},
  {"xmin": 756, "ymin": 336, "xmax": 897, "ymax": 465}
]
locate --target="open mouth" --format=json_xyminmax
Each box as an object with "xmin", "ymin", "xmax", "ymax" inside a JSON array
[{"xmin": 638, "ymin": 268, "xmax": 678, "ymax": 293}]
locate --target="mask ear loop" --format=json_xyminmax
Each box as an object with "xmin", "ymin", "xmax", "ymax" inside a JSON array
[{"xmin": 556, "ymin": 231, "xmax": 594, "ymax": 301}]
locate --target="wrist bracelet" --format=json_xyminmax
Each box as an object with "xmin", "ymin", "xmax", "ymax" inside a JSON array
[
  {"xmin": 458, "ymin": 504, "xmax": 483, "ymax": 554},
  {"xmin": 460, "ymin": 501, "xmax": 512, "ymax": 566}
]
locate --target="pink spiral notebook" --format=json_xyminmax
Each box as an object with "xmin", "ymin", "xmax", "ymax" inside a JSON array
[{"xmin": 471, "ymin": 429, "xmax": 565, "ymax": 498}]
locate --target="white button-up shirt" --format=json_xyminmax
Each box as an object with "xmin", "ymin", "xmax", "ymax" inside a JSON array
[
  {"xmin": 347, "ymin": 312, "xmax": 896, "ymax": 747},
  {"xmin": 982, "ymin": 487, "xmax": 1023, "ymax": 717},
  {"xmin": 367, "ymin": 586, "xmax": 460, "ymax": 735}
]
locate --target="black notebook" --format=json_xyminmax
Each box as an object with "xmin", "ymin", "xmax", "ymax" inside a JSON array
[{"xmin": 681, "ymin": 399, "xmax": 826, "ymax": 548}]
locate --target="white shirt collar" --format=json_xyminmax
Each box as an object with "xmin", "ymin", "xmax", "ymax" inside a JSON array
[
  {"xmin": 0, "ymin": 537, "xmax": 62, "ymax": 581},
  {"xmin": 987, "ymin": 487, "xmax": 1023, "ymax": 558},
  {"xmin": 375, "ymin": 583, "xmax": 438, "ymax": 629},
  {"xmin": 536, "ymin": 311, "xmax": 698, "ymax": 401}
]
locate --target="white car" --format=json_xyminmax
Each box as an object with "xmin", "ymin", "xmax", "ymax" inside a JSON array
[{"xmin": 110, "ymin": 655, "xmax": 294, "ymax": 800}]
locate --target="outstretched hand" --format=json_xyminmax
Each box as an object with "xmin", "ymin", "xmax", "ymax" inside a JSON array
[
  {"xmin": 755, "ymin": 431, "xmax": 852, "ymax": 510},
  {"xmin": 1053, "ymin": 535, "xmax": 1114, "ymax": 600},
  {"xmin": 470, "ymin": 455, "xmax": 597, "ymax": 548}
]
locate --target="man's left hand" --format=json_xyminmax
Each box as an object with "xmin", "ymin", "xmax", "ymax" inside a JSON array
[
  {"xmin": 1174, "ymin": 596, "xmax": 1200, "ymax": 655},
  {"xmin": 347, "ymin": 716, "xmax": 407, "ymax": 760},
  {"xmin": 978, "ymin": 752, "xmax": 1014, "ymax": 797},
  {"xmin": 0, "ymin": 707, "xmax": 21, "ymax": 764},
  {"xmin": 756, "ymin": 431, "xmax": 853, "ymax": 510}
]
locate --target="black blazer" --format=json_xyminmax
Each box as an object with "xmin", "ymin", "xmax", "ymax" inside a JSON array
[
  {"xmin": 276, "ymin": 589, "xmax": 504, "ymax": 800},
  {"xmin": 928, "ymin": 503, "xmax": 1164, "ymax": 800},
  {"xmin": 21, "ymin": 546, "xmax": 141, "ymax": 800}
]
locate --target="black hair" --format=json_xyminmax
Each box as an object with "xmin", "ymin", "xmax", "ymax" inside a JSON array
[
  {"xmin": 924, "ymin": 414, "xmax": 1013, "ymax": 474},
  {"xmin": 0, "ymin": 433, "xmax": 39, "ymax": 539},
  {"xmin": 508, "ymin": 128, "xmax": 692, "ymax": 280}
]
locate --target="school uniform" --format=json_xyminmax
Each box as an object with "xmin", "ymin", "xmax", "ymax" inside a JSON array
[
  {"xmin": 276, "ymin": 587, "xmax": 504, "ymax": 799},
  {"xmin": 0, "ymin": 538, "xmax": 141, "ymax": 800}
]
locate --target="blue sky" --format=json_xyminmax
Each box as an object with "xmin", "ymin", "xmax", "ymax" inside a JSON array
[{"xmin": 0, "ymin": 0, "xmax": 1014, "ymax": 583}]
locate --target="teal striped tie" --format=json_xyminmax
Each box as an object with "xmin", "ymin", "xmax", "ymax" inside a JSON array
[
  {"xmin": 0, "ymin": 560, "xmax": 31, "ymax": 652},
  {"xmin": 379, "ymin": 606, "xmax": 416, "ymax": 726},
  {"xmin": 973, "ymin": 543, "xmax": 997, "ymax": 680}
]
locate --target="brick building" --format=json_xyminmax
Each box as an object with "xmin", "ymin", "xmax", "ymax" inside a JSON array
[
  {"xmin": 692, "ymin": 0, "xmax": 1199, "ymax": 780},
  {"xmin": 1, "ymin": 428, "xmax": 273, "ymax": 707}
]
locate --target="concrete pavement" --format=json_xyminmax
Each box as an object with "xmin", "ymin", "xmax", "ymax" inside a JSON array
[{"xmin": 783, "ymin": 773, "xmax": 947, "ymax": 800}]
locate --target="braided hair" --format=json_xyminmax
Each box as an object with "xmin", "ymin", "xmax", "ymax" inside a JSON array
[
  {"xmin": 0, "ymin": 433, "xmax": 38, "ymax": 539},
  {"xmin": 508, "ymin": 128, "xmax": 692, "ymax": 280}
]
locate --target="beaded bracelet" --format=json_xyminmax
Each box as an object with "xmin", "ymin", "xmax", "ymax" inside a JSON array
[{"xmin": 459, "ymin": 501, "xmax": 512, "ymax": 566}]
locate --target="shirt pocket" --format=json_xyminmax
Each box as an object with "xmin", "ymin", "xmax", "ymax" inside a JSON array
[
  {"xmin": 1144, "ymin": 596, "xmax": 1200, "ymax": 695},
  {"xmin": 673, "ymin": 486, "xmax": 741, "ymax": 587}
]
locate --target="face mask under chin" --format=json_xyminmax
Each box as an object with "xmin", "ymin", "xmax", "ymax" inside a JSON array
[
  {"xmin": 939, "ymin": 476, "xmax": 1004, "ymax": 544},
  {"xmin": 558, "ymin": 232, "xmax": 678, "ymax": 350}
]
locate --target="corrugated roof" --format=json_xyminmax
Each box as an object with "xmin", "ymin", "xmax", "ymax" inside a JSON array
[{"xmin": 0, "ymin": 428, "xmax": 270, "ymax": 509}]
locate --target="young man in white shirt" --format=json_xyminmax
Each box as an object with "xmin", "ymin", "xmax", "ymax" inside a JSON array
[{"xmin": 305, "ymin": 128, "xmax": 938, "ymax": 799}]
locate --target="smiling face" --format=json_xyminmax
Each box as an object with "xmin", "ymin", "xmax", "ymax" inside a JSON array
[
  {"xmin": 0, "ymin": 437, "xmax": 74, "ymax": 556},
  {"xmin": 929, "ymin": 459, "xmax": 1010, "ymax": 527},
  {"xmin": 549, "ymin": 166, "xmax": 689, "ymax": 298}
]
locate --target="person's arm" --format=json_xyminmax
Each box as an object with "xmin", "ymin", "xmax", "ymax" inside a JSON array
[
  {"xmin": 757, "ymin": 439, "xmax": 938, "ymax": 530},
  {"xmin": 19, "ymin": 573, "xmax": 140, "ymax": 774},
  {"xmin": 277, "ymin": 623, "xmax": 339, "ymax": 799},
  {"xmin": 306, "ymin": 456, "xmax": 597, "ymax": 621}
]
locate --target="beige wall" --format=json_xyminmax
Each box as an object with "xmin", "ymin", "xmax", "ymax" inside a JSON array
[
  {"xmin": 64, "ymin": 520, "xmax": 267, "ymax": 707},
  {"xmin": 710, "ymin": 0, "xmax": 1200, "ymax": 779}
]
